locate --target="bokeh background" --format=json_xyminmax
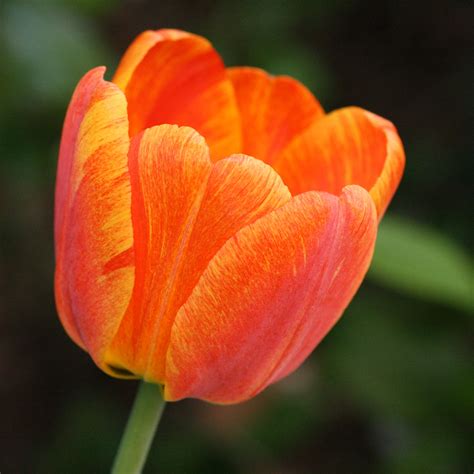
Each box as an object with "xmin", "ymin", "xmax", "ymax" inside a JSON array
[{"xmin": 1, "ymin": 0, "xmax": 472, "ymax": 472}]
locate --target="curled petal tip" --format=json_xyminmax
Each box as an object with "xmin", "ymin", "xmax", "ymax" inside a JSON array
[{"xmin": 273, "ymin": 106, "xmax": 405, "ymax": 217}]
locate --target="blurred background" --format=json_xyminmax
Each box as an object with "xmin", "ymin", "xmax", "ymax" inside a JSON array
[{"xmin": 0, "ymin": 0, "xmax": 472, "ymax": 472}]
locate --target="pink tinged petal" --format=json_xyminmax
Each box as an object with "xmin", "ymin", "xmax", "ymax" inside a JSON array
[{"xmin": 165, "ymin": 185, "xmax": 377, "ymax": 404}]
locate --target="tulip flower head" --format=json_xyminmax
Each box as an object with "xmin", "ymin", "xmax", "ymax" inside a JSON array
[{"xmin": 55, "ymin": 29, "xmax": 404, "ymax": 404}]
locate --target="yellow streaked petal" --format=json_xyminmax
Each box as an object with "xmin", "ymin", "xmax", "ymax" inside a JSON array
[{"xmin": 54, "ymin": 67, "xmax": 134, "ymax": 365}]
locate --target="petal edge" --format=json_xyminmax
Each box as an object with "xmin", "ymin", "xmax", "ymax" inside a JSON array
[
  {"xmin": 165, "ymin": 185, "xmax": 377, "ymax": 403},
  {"xmin": 54, "ymin": 68, "xmax": 134, "ymax": 364},
  {"xmin": 228, "ymin": 66, "xmax": 324, "ymax": 165},
  {"xmin": 273, "ymin": 106, "xmax": 405, "ymax": 218}
]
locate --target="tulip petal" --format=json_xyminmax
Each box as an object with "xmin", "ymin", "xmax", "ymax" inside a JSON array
[
  {"xmin": 105, "ymin": 125, "xmax": 291, "ymax": 381},
  {"xmin": 54, "ymin": 67, "xmax": 134, "ymax": 363},
  {"xmin": 228, "ymin": 67, "xmax": 324, "ymax": 165},
  {"xmin": 165, "ymin": 185, "xmax": 377, "ymax": 404},
  {"xmin": 116, "ymin": 30, "xmax": 241, "ymax": 160},
  {"xmin": 363, "ymin": 111, "xmax": 406, "ymax": 217},
  {"xmin": 113, "ymin": 29, "xmax": 189, "ymax": 91},
  {"xmin": 273, "ymin": 106, "xmax": 405, "ymax": 218}
]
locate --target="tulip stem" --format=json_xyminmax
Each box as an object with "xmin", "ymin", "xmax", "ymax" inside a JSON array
[{"xmin": 111, "ymin": 381, "xmax": 166, "ymax": 474}]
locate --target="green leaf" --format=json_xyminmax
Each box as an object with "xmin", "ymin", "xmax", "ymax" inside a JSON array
[{"xmin": 369, "ymin": 215, "xmax": 473, "ymax": 312}]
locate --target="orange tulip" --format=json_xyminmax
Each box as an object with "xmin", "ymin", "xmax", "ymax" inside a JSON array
[{"xmin": 55, "ymin": 29, "xmax": 404, "ymax": 404}]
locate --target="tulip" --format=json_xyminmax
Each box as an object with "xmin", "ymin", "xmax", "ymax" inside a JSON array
[{"xmin": 55, "ymin": 29, "xmax": 404, "ymax": 405}]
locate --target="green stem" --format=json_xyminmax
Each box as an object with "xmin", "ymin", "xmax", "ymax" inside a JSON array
[{"xmin": 112, "ymin": 381, "xmax": 166, "ymax": 474}]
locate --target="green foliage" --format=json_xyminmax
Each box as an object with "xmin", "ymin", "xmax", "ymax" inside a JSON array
[
  {"xmin": 321, "ymin": 292, "xmax": 472, "ymax": 474},
  {"xmin": 370, "ymin": 216, "xmax": 473, "ymax": 312}
]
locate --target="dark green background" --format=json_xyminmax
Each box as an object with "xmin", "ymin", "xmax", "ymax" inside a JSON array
[{"xmin": 1, "ymin": 0, "xmax": 472, "ymax": 473}]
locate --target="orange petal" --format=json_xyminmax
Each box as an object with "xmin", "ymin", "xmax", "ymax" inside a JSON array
[
  {"xmin": 165, "ymin": 185, "xmax": 377, "ymax": 404},
  {"xmin": 116, "ymin": 30, "xmax": 241, "ymax": 160},
  {"xmin": 363, "ymin": 111, "xmax": 406, "ymax": 217},
  {"xmin": 228, "ymin": 66, "xmax": 324, "ymax": 165},
  {"xmin": 54, "ymin": 67, "xmax": 134, "ymax": 365},
  {"xmin": 273, "ymin": 106, "xmax": 405, "ymax": 218},
  {"xmin": 105, "ymin": 125, "xmax": 291, "ymax": 381},
  {"xmin": 113, "ymin": 29, "xmax": 190, "ymax": 90}
]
